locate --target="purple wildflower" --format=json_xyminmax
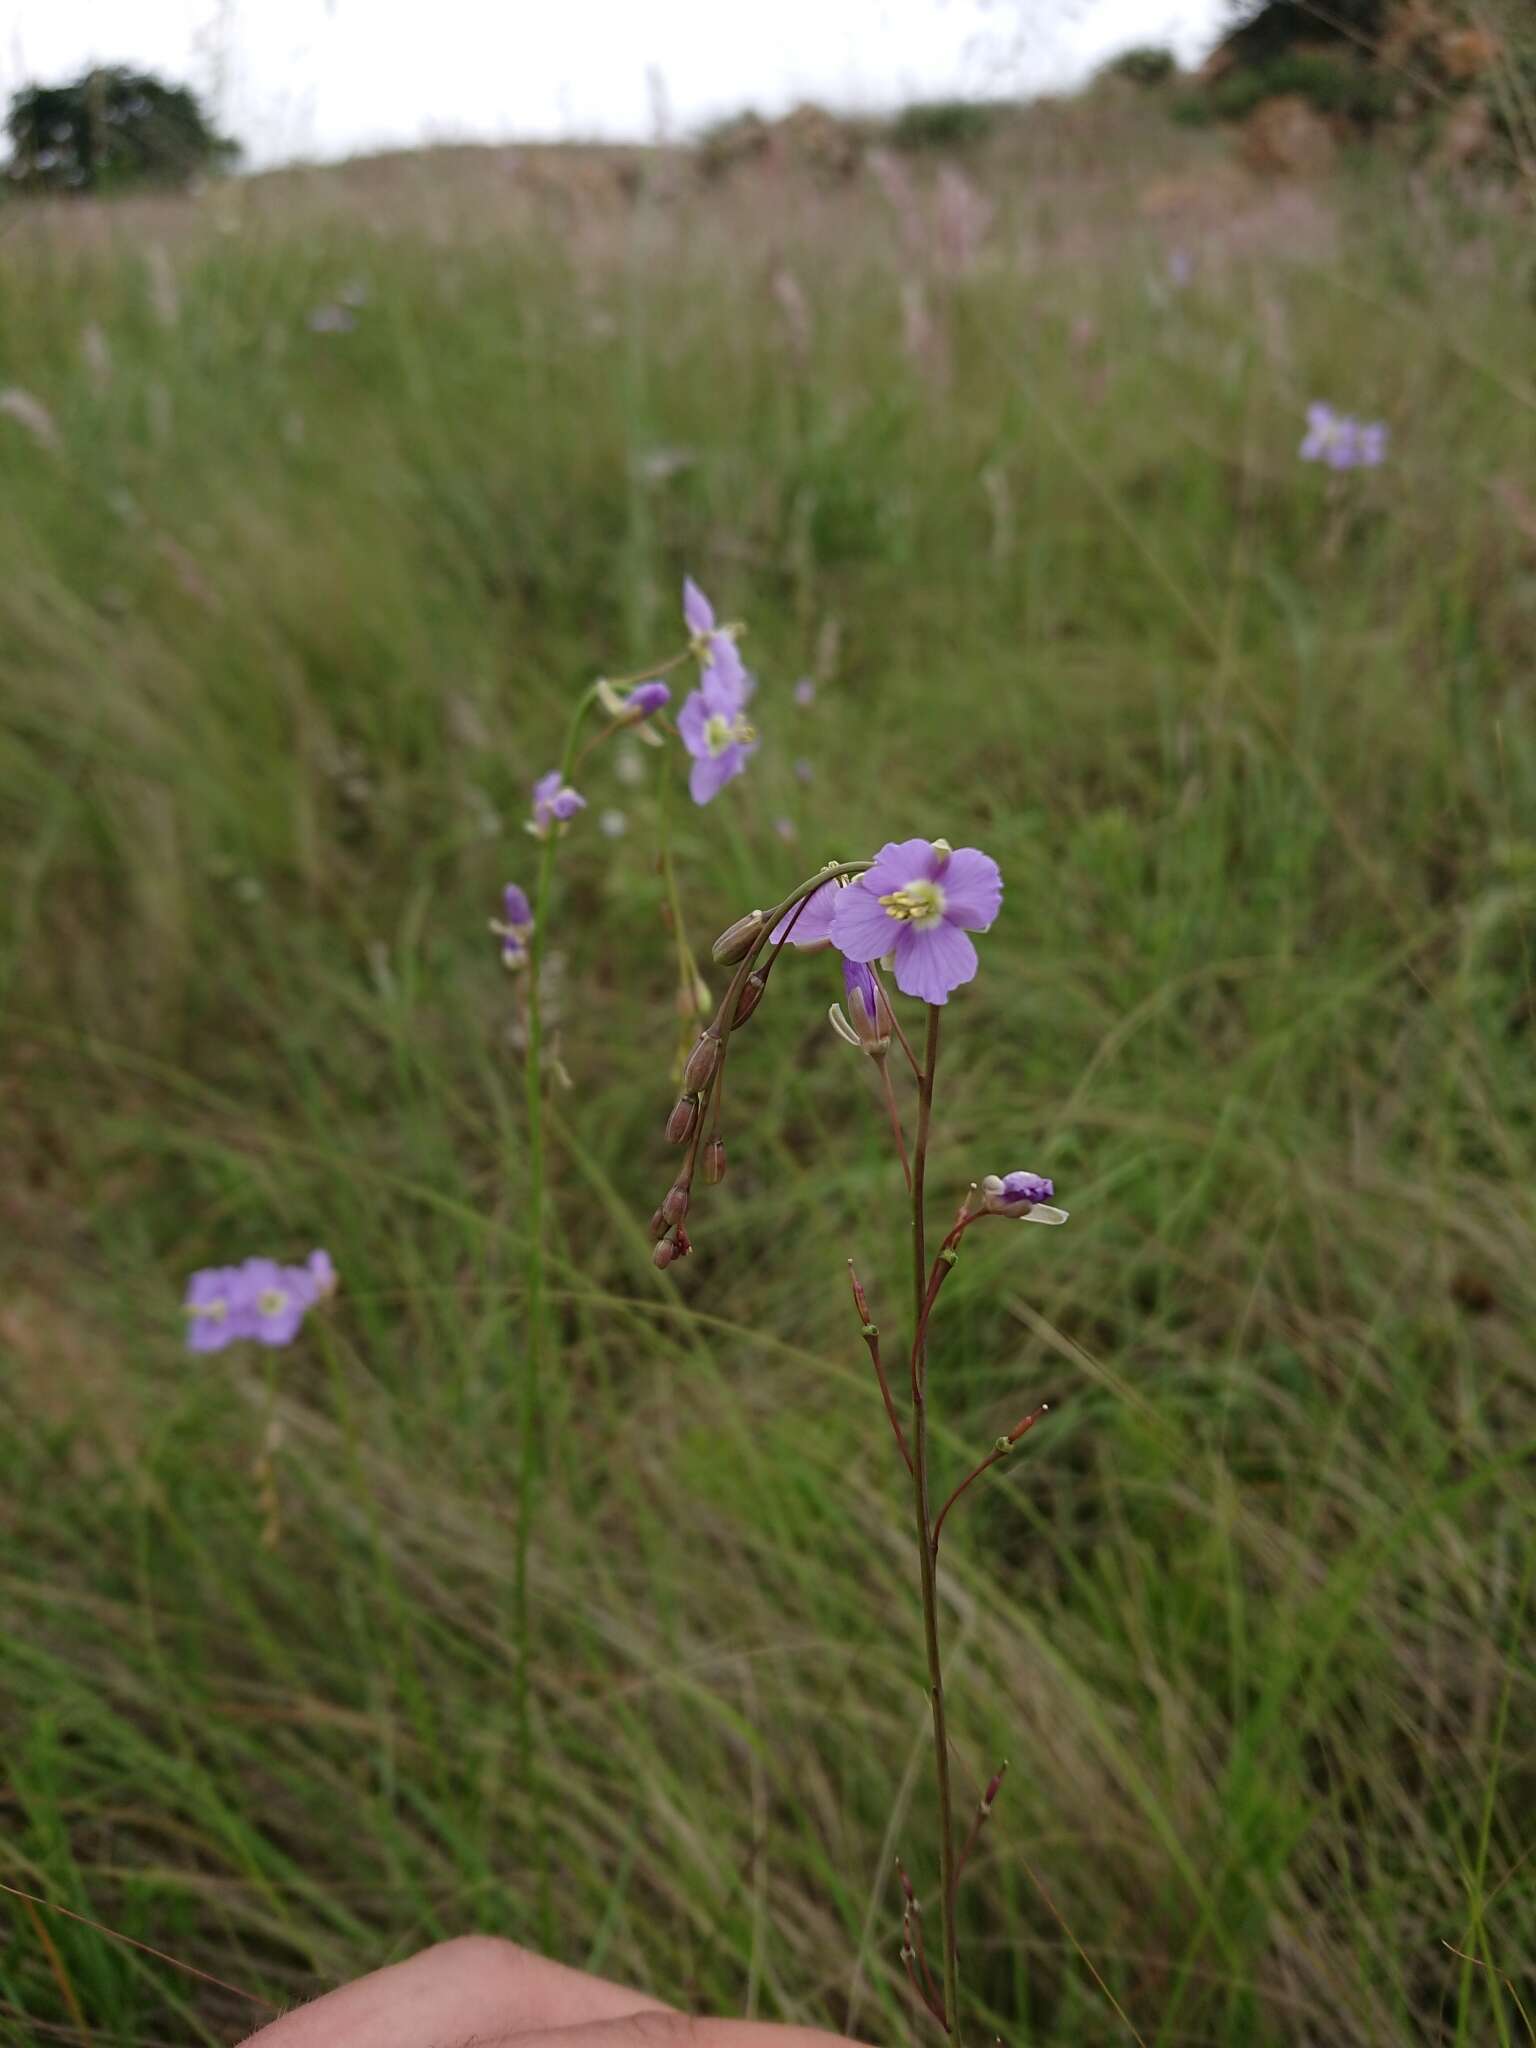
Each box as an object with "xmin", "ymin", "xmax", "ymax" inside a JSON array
[
  {"xmin": 1167, "ymin": 246, "xmax": 1194, "ymax": 288},
  {"xmin": 794, "ymin": 758, "xmax": 815, "ymax": 785},
  {"xmin": 831, "ymin": 838, "xmax": 1002, "ymax": 1005},
  {"xmin": 683, "ymin": 575, "xmax": 717, "ymax": 641},
  {"xmin": 528, "ymin": 770, "xmax": 586, "ymax": 839},
  {"xmin": 183, "ymin": 1265, "xmax": 248, "ymax": 1353},
  {"xmin": 682, "ymin": 576, "xmax": 749, "ymax": 692},
  {"xmin": 597, "ymin": 677, "xmax": 671, "ymax": 732},
  {"xmin": 981, "ymin": 1171, "xmax": 1068, "ymax": 1225},
  {"xmin": 492, "ymin": 882, "xmax": 534, "ymax": 969},
  {"xmin": 793, "ymin": 677, "xmax": 817, "ymax": 708},
  {"xmin": 305, "ymin": 1248, "xmax": 339, "ymax": 1299},
  {"xmin": 1300, "ymin": 403, "xmax": 1388, "ymax": 471},
  {"xmin": 241, "ymin": 1258, "xmax": 313, "ymax": 1347},
  {"xmin": 676, "ymin": 656, "xmax": 757, "ymax": 806}
]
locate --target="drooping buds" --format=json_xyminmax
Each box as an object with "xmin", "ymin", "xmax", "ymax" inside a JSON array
[
  {"xmin": 711, "ymin": 911, "xmax": 765, "ymax": 965},
  {"xmin": 665, "ymin": 1094, "xmax": 700, "ymax": 1146},
  {"xmin": 653, "ymin": 1225, "xmax": 693, "ymax": 1270},
  {"xmin": 733, "ymin": 971, "xmax": 767, "ymax": 1028},
  {"xmin": 701, "ymin": 1136, "xmax": 727, "ymax": 1185},
  {"xmin": 682, "ymin": 1030, "xmax": 721, "ymax": 1093},
  {"xmin": 648, "ymin": 1206, "xmax": 668, "ymax": 1240},
  {"xmin": 662, "ymin": 1181, "xmax": 691, "ymax": 1226}
]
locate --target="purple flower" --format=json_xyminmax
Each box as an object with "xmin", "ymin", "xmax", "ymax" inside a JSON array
[
  {"xmin": 1300, "ymin": 403, "xmax": 1388, "ymax": 471},
  {"xmin": 305, "ymin": 1248, "xmax": 339, "ymax": 1299},
  {"xmin": 682, "ymin": 576, "xmax": 748, "ymax": 692},
  {"xmin": 831, "ymin": 838, "xmax": 1002, "ymax": 1005},
  {"xmin": 793, "ymin": 677, "xmax": 817, "ymax": 707},
  {"xmin": 1167, "ymin": 246, "xmax": 1194, "ymax": 288},
  {"xmin": 981, "ymin": 1171, "xmax": 1068, "ymax": 1224},
  {"xmin": 492, "ymin": 882, "xmax": 534, "ymax": 968},
  {"xmin": 241, "ymin": 1258, "xmax": 314, "ymax": 1347},
  {"xmin": 676, "ymin": 656, "xmax": 757, "ymax": 805},
  {"xmin": 794, "ymin": 758, "xmax": 815, "ymax": 785},
  {"xmin": 183, "ymin": 1265, "xmax": 248, "ymax": 1353},
  {"xmin": 528, "ymin": 770, "xmax": 586, "ymax": 839}
]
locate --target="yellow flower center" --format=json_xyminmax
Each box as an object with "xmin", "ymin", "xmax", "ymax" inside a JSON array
[
  {"xmin": 257, "ymin": 1288, "xmax": 288, "ymax": 1318},
  {"xmin": 703, "ymin": 713, "xmax": 755, "ymax": 758},
  {"xmin": 879, "ymin": 878, "xmax": 947, "ymax": 929}
]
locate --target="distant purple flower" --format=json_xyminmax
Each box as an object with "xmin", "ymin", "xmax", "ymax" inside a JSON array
[
  {"xmin": 682, "ymin": 576, "xmax": 748, "ymax": 692},
  {"xmin": 793, "ymin": 677, "xmax": 817, "ymax": 708},
  {"xmin": 683, "ymin": 575, "xmax": 717, "ymax": 640},
  {"xmin": 794, "ymin": 758, "xmax": 815, "ymax": 785},
  {"xmin": 1167, "ymin": 246, "xmax": 1194, "ymax": 288},
  {"xmin": 774, "ymin": 816, "xmax": 798, "ymax": 843},
  {"xmin": 242, "ymin": 1258, "xmax": 313, "ymax": 1347},
  {"xmin": 492, "ymin": 881, "xmax": 535, "ymax": 968},
  {"xmin": 528, "ymin": 770, "xmax": 586, "ymax": 838},
  {"xmin": 831, "ymin": 838, "xmax": 1002, "ymax": 1005},
  {"xmin": 677, "ymin": 656, "xmax": 757, "ymax": 805},
  {"xmin": 1300, "ymin": 403, "xmax": 1388, "ymax": 471},
  {"xmin": 183, "ymin": 1265, "xmax": 248, "ymax": 1353},
  {"xmin": 305, "ymin": 1248, "xmax": 339, "ymax": 1299}
]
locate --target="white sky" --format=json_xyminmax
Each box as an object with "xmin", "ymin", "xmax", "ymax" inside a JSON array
[{"xmin": 4, "ymin": 1, "xmax": 1227, "ymax": 169}]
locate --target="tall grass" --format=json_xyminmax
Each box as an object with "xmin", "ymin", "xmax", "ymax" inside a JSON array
[{"xmin": 2, "ymin": 104, "xmax": 1534, "ymax": 2046}]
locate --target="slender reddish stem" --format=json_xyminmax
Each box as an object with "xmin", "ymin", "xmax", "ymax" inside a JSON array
[
  {"xmin": 951, "ymin": 1762, "xmax": 1007, "ymax": 1910},
  {"xmin": 849, "ymin": 1261, "xmax": 913, "ymax": 1474},
  {"xmin": 931, "ymin": 1406, "xmax": 1049, "ymax": 1558}
]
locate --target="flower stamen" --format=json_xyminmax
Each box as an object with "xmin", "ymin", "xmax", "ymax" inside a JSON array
[{"xmin": 879, "ymin": 878, "xmax": 947, "ymax": 928}]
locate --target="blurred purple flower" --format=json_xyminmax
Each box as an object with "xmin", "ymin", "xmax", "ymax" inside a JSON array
[
  {"xmin": 831, "ymin": 838, "xmax": 1002, "ymax": 1005},
  {"xmin": 492, "ymin": 882, "xmax": 534, "ymax": 968},
  {"xmin": 794, "ymin": 758, "xmax": 815, "ymax": 785},
  {"xmin": 242, "ymin": 1258, "xmax": 312, "ymax": 1347},
  {"xmin": 183, "ymin": 1265, "xmax": 247, "ymax": 1353},
  {"xmin": 597, "ymin": 677, "xmax": 671, "ymax": 733},
  {"xmin": 682, "ymin": 576, "xmax": 748, "ymax": 691},
  {"xmin": 528, "ymin": 770, "xmax": 586, "ymax": 839},
  {"xmin": 793, "ymin": 677, "xmax": 817, "ymax": 708},
  {"xmin": 1300, "ymin": 403, "xmax": 1388, "ymax": 471},
  {"xmin": 1167, "ymin": 246, "xmax": 1194, "ymax": 288},
  {"xmin": 677, "ymin": 656, "xmax": 757, "ymax": 805}
]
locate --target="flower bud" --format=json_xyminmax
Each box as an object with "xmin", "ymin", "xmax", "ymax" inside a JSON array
[
  {"xmin": 662, "ymin": 1181, "xmax": 691, "ymax": 1226},
  {"xmin": 652, "ymin": 1236, "xmax": 678, "ymax": 1269},
  {"xmin": 701, "ymin": 1136, "xmax": 727, "ymax": 1185},
  {"xmin": 711, "ymin": 911, "xmax": 765, "ymax": 966},
  {"xmin": 733, "ymin": 971, "xmax": 767, "ymax": 1028},
  {"xmin": 980, "ymin": 1170, "xmax": 1069, "ymax": 1225},
  {"xmin": 665, "ymin": 1093, "xmax": 700, "ymax": 1146},
  {"xmin": 682, "ymin": 1031, "xmax": 721, "ymax": 1093},
  {"xmin": 648, "ymin": 1206, "xmax": 668, "ymax": 1241}
]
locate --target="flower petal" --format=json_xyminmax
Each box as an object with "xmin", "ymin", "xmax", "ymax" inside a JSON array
[
  {"xmin": 677, "ymin": 687, "xmax": 710, "ymax": 757},
  {"xmin": 938, "ymin": 847, "xmax": 1002, "ymax": 931},
  {"xmin": 699, "ymin": 657, "xmax": 745, "ymax": 717},
  {"xmin": 891, "ymin": 921, "xmax": 977, "ymax": 1004},
  {"xmin": 831, "ymin": 877, "xmax": 901, "ymax": 961},
  {"xmin": 689, "ymin": 748, "xmax": 740, "ymax": 805},
  {"xmin": 683, "ymin": 576, "xmax": 714, "ymax": 636},
  {"xmin": 770, "ymin": 878, "xmax": 838, "ymax": 946},
  {"xmin": 863, "ymin": 837, "xmax": 938, "ymax": 898}
]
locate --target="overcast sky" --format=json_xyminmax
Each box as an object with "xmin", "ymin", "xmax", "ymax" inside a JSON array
[{"xmin": 4, "ymin": 1, "xmax": 1228, "ymax": 168}]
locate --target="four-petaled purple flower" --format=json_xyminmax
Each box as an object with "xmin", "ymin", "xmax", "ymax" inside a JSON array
[
  {"xmin": 528, "ymin": 770, "xmax": 586, "ymax": 839},
  {"xmin": 831, "ymin": 838, "xmax": 1002, "ymax": 1005},
  {"xmin": 677, "ymin": 656, "xmax": 757, "ymax": 806},
  {"xmin": 182, "ymin": 1250, "xmax": 337, "ymax": 1353},
  {"xmin": 492, "ymin": 882, "xmax": 534, "ymax": 970},
  {"xmin": 1300, "ymin": 403, "xmax": 1388, "ymax": 471}
]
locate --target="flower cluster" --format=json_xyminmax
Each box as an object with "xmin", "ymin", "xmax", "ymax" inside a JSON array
[
  {"xmin": 183, "ymin": 1250, "xmax": 337, "ymax": 1353},
  {"xmin": 1300, "ymin": 402, "xmax": 1388, "ymax": 471},
  {"xmin": 679, "ymin": 580, "xmax": 757, "ymax": 806},
  {"xmin": 527, "ymin": 770, "xmax": 586, "ymax": 839}
]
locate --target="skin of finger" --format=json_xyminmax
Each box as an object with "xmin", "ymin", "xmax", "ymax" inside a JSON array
[
  {"xmin": 476, "ymin": 2014, "xmax": 863, "ymax": 2048},
  {"xmin": 238, "ymin": 1936, "xmax": 674, "ymax": 2047}
]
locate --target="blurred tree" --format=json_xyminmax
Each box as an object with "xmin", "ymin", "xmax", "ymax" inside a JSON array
[{"xmin": 5, "ymin": 68, "xmax": 239, "ymax": 194}]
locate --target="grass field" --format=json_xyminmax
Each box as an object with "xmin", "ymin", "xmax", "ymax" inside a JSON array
[{"xmin": 2, "ymin": 96, "xmax": 1535, "ymax": 2047}]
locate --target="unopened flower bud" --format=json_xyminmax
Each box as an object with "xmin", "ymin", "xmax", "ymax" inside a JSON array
[
  {"xmin": 701, "ymin": 1136, "xmax": 727, "ymax": 1185},
  {"xmin": 652, "ymin": 1236, "xmax": 678, "ymax": 1269},
  {"xmin": 711, "ymin": 911, "xmax": 765, "ymax": 965},
  {"xmin": 648, "ymin": 1206, "xmax": 668, "ymax": 1241},
  {"xmin": 829, "ymin": 958, "xmax": 891, "ymax": 1057},
  {"xmin": 665, "ymin": 1094, "xmax": 700, "ymax": 1145},
  {"xmin": 682, "ymin": 1031, "xmax": 721, "ymax": 1093},
  {"xmin": 733, "ymin": 970, "xmax": 767, "ymax": 1028},
  {"xmin": 662, "ymin": 1181, "xmax": 691, "ymax": 1226}
]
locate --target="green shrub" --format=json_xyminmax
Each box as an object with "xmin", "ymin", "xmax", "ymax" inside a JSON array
[{"xmin": 889, "ymin": 98, "xmax": 999, "ymax": 151}]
